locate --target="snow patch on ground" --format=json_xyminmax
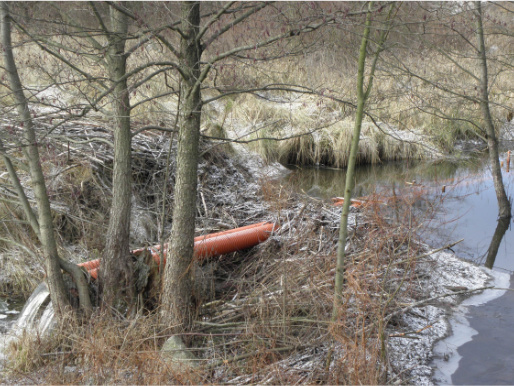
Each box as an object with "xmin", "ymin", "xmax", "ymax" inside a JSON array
[{"xmin": 388, "ymin": 249, "xmax": 496, "ymax": 385}]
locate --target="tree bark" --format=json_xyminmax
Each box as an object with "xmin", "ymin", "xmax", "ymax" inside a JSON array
[
  {"xmin": 100, "ymin": 2, "xmax": 135, "ymax": 309},
  {"xmin": 161, "ymin": 1, "xmax": 202, "ymax": 331},
  {"xmin": 0, "ymin": 1, "xmax": 70, "ymax": 315},
  {"xmin": 0, "ymin": 138, "xmax": 41, "ymax": 239},
  {"xmin": 475, "ymin": 1, "xmax": 511, "ymax": 219},
  {"xmin": 0, "ymin": 142, "xmax": 92, "ymax": 317}
]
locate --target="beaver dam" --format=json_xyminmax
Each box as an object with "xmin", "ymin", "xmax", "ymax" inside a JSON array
[{"xmin": 1, "ymin": 132, "xmax": 507, "ymax": 384}]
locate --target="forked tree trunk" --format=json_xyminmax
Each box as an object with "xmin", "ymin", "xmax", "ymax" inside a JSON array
[
  {"xmin": 0, "ymin": 1, "xmax": 70, "ymax": 315},
  {"xmin": 475, "ymin": 1, "xmax": 511, "ymax": 220},
  {"xmin": 100, "ymin": 3, "xmax": 135, "ymax": 309},
  {"xmin": 161, "ymin": 1, "xmax": 202, "ymax": 331}
]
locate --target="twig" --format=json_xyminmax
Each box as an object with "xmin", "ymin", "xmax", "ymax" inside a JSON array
[
  {"xmin": 385, "ymin": 285, "xmax": 493, "ymax": 323},
  {"xmin": 194, "ymin": 321, "xmax": 246, "ymax": 328},
  {"xmin": 393, "ymin": 239, "xmax": 464, "ymax": 265},
  {"xmin": 206, "ymin": 345, "xmax": 302, "ymax": 369},
  {"xmin": 388, "ymin": 323, "xmax": 434, "ymax": 338}
]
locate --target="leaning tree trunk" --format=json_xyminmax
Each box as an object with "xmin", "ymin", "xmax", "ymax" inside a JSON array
[
  {"xmin": 161, "ymin": 1, "xmax": 202, "ymax": 332},
  {"xmin": 475, "ymin": 1, "xmax": 511, "ymax": 219},
  {"xmin": 0, "ymin": 1, "xmax": 70, "ymax": 315},
  {"xmin": 100, "ymin": 3, "xmax": 136, "ymax": 310}
]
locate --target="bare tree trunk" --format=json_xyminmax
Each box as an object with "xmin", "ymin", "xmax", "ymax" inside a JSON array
[
  {"xmin": 332, "ymin": 1, "xmax": 395, "ymax": 319},
  {"xmin": 161, "ymin": 1, "xmax": 202, "ymax": 331},
  {"xmin": 475, "ymin": 1, "xmax": 511, "ymax": 219},
  {"xmin": 0, "ymin": 1, "xmax": 70, "ymax": 315},
  {"xmin": 100, "ymin": 2, "xmax": 135, "ymax": 309},
  {"xmin": 332, "ymin": 3, "xmax": 374, "ymax": 319},
  {"xmin": 0, "ymin": 139, "xmax": 41, "ymax": 238}
]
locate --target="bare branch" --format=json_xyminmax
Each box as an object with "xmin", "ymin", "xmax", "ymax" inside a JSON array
[
  {"xmin": 197, "ymin": 1, "xmax": 237, "ymax": 43},
  {"xmin": 202, "ymin": 1, "xmax": 270, "ymax": 49}
]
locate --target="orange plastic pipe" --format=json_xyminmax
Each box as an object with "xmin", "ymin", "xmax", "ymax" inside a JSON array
[
  {"xmin": 145, "ymin": 222, "xmax": 278, "ymax": 265},
  {"xmin": 81, "ymin": 223, "xmax": 278, "ymax": 279},
  {"xmin": 80, "ymin": 224, "xmax": 273, "ymax": 269},
  {"xmin": 194, "ymin": 222, "xmax": 277, "ymax": 260},
  {"xmin": 78, "ymin": 222, "xmax": 278, "ymax": 280},
  {"xmin": 131, "ymin": 221, "xmax": 270, "ymax": 255},
  {"xmin": 332, "ymin": 197, "xmax": 365, "ymax": 207},
  {"xmin": 78, "ymin": 259, "xmax": 100, "ymax": 271},
  {"xmin": 194, "ymin": 221, "xmax": 271, "ymax": 243},
  {"xmin": 88, "ymin": 267, "xmax": 99, "ymax": 280}
]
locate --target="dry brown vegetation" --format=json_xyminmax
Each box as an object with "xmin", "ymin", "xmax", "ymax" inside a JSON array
[
  {"xmin": 204, "ymin": 2, "xmax": 514, "ymax": 166},
  {"xmin": 3, "ymin": 175, "xmax": 445, "ymax": 384},
  {"xmin": 1, "ymin": 2, "xmax": 512, "ymax": 384}
]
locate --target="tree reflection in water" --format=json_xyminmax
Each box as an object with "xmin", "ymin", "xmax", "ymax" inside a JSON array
[{"xmin": 484, "ymin": 217, "xmax": 511, "ymax": 269}]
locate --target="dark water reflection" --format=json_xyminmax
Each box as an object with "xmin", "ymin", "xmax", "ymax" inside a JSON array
[
  {"xmin": 451, "ymin": 284, "xmax": 514, "ymax": 385},
  {"xmin": 284, "ymin": 155, "xmax": 514, "ymax": 272},
  {"xmin": 285, "ymin": 160, "xmax": 467, "ymax": 201}
]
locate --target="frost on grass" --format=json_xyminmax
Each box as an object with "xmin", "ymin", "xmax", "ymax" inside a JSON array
[
  {"xmin": 196, "ymin": 149, "xmax": 276, "ymax": 228},
  {"xmin": 231, "ymin": 141, "xmax": 289, "ymax": 180}
]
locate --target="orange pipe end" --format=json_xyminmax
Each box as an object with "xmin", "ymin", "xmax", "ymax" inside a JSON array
[
  {"xmin": 88, "ymin": 267, "xmax": 98, "ymax": 280},
  {"xmin": 78, "ymin": 259, "xmax": 100, "ymax": 271}
]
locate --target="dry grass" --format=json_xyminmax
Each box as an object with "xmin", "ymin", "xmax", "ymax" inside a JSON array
[
  {"xmin": 4, "ymin": 312, "xmax": 200, "ymax": 384},
  {"xmin": 1, "ymin": 6, "xmax": 511, "ymax": 384},
  {"xmin": 0, "ymin": 247, "xmax": 44, "ymax": 297},
  {"xmin": 227, "ymin": 95, "xmax": 433, "ymax": 167},
  {"xmin": 187, "ymin": 184, "xmax": 432, "ymax": 384},
  {"xmin": 2, "ymin": 8, "xmax": 511, "ymax": 170},
  {"xmin": 0, "ymin": 194, "xmax": 45, "ymax": 296}
]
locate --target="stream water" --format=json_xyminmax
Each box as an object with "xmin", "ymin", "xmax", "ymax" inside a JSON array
[
  {"xmin": 0, "ymin": 296, "xmax": 23, "ymax": 367},
  {"xmin": 0, "ymin": 298, "xmax": 21, "ymax": 334},
  {"xmin": 1, "ymin": 282, "xmax": 55, "ymax": 372},
  {"xmin": 285, "ymin": 151, "xmax": 514, "ymax": 385}
]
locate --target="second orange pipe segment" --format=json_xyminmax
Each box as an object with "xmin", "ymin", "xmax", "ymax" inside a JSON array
[{"xmin": 79, "ymin": 222, "xmax": 278, "ymax": 279}]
